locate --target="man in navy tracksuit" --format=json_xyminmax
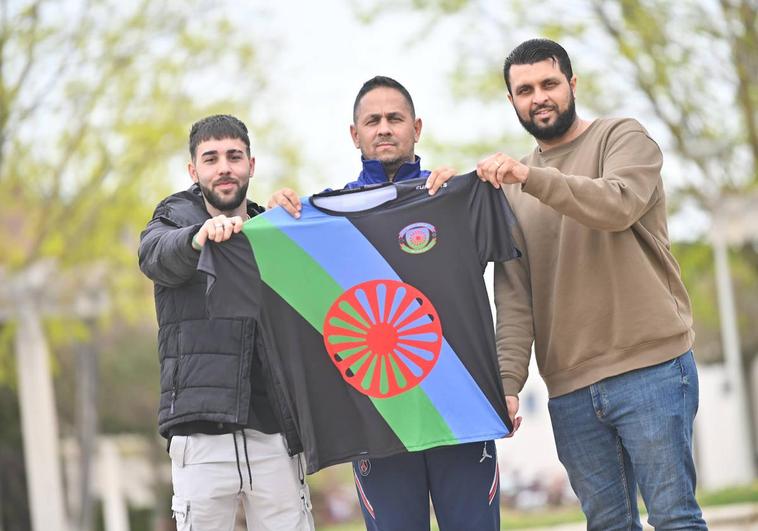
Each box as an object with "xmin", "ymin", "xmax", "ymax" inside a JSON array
[{"xmin": 269, "ymin": 76, "xmax": 506, "ymax": 531}]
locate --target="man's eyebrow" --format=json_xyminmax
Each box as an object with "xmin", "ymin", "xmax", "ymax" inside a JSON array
[
  {"xmin": 200, "ymin": 149, "xmax": 219, "ymax": 158},
  {"xmin": 363, "ymin": 111, "xmax": 405, "ymax": 121},
  {"xmin": 516, "ymin": 75, "xmax": 562, "ymax": 91}
]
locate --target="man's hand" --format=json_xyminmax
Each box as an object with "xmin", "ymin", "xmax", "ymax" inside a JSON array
[
  {"xmin": 504, "ymin": 395, "xmax": 523, "ymax": 437},
  {"xmin": 424, "ymin": 166, "xmax": 457, "ymax": 195},
  {"xmin": 476, "ymin": 153, "xmax": 529, "ymax": 189},
  {"xmin": 267, "ymin": 187, "xmax": 302, "ymax": 218},
  {"xmin": 193, "ymin": 215, "xmax": 245, "ymax": 249}
]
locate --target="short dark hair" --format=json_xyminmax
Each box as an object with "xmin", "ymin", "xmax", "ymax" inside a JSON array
[
  {"xmin": 352, "ymin": 76, "xmax": 416, "ymax": 122},
  {"xmin": 188, "ymin": 114, "xmax": 250, "ymax": 160},
  {"xmin": 503, "ymin": 38, "xmax": 573, "ymax": 94}
]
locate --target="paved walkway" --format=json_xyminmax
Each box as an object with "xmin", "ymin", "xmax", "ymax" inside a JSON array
[{"xmin": 528, "ymin": 503, "xmax": 758, "ymax": 530}]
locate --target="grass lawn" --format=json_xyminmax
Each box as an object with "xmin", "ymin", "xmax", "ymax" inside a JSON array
[{"xmin": 318, "ymin": 481, "xmax": 758, "ymax": 530}]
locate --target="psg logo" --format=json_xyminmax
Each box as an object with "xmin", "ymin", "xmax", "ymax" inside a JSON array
[
  {"xmin": 398, "ymin": 222, "xmax": 437, "ymax": 254},
  {"xmin": 358, "ymin": 458, "xmax": 371, "ymax": 476},
  {"xmin": 322, "ymin": 279, "xmax": 443, "ymax": 398}
]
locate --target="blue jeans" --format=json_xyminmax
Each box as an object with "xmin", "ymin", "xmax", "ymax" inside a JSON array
[{"xmin": 548, "ymin": 351, "xmax": 707, "ymax": 530}]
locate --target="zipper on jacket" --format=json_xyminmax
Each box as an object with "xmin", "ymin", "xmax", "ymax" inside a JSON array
[
  {"xmin": 235, "ymin": 319, "xmax": 249, "ymax": 425},
  {"xmin": 170, "ymin": 354, "xmax": 181, "ymax": 414}
]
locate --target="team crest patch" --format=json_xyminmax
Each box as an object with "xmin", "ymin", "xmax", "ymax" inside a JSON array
[
  {"xmin": 398, "ymin": 222, "xmax": 437, "ymax": 254},
  {"xmin": 358, "ymin": 458, "xmax": 371, "ymax": 476}
]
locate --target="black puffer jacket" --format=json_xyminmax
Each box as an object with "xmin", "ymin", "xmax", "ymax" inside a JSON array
[{"xmin": 138, "ymin": 184, "xmax": 302, "ymax": 454}]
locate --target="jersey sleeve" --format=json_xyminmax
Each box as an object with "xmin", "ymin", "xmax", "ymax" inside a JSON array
[
  {"xmin": 196, "ymin": 232, "xmax": 262, "ymax": 320},
  {"xmin": 461, "ymin": 171, "xmax": 521, "ymax": 266}
]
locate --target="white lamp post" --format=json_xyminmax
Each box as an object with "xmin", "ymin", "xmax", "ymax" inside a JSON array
[{"xmin": 709, "ymin": 194, "xmax": 758, "ymax": 482}]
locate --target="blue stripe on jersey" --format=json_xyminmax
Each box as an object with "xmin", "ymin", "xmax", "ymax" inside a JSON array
[{"xmin": 262, "ymin": 205, "xmax": 509, "ymax": 440}]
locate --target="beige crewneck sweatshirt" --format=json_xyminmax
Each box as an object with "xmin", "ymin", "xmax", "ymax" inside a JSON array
[{"xmin": 495, "ymin": 117, "xmax": 694, "ymax": 398}]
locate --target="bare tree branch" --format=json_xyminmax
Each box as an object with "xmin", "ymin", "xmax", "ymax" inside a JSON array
[
  {"xmin": 7, "ymin": 1, "xmax": 43, "ymax": 105},
  {"xmin": 591, "ymin": 0, "xmax": 720, "ymax": 204},
  {"xmin": 9, "ymin": 1, "xmax": 91, "ymax": 135},
  {"xmin": 722, "ymin": 0, "xmax": 758, "ymax": 179}
]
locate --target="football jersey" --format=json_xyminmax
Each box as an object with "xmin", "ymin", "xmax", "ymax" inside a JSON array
[{"xmin": 198, "ymin": 171, "xmax": 520, "ymax": 473}]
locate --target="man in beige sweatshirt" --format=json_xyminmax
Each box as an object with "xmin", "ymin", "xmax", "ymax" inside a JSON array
[{"xmin": 477, "ymin": 38, "xmax": 707, "ymax": 530}]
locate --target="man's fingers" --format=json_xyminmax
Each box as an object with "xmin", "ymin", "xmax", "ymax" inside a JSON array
[
  {"xmin": 505, "ymin": 395, "xmax": 520, "ymax": 419},
  {"xmin": 194, "ymin": 224, "xmax": 209, "ymax": 248},
  {"xmin": 274, "ymin": 196, "xmax": 300, "ymax": 218},
  {"xmin": 476, "ymin": 153, "xmax": 503, "ymax": 189},
  {"xmin": 207, "ymin": 216, "xmax": 233, "ymax": 242},
  {"xmin": 267, "ymin": 189, "xmax": 302, "ymax": 218},
  {"xmin": 222, "ymin": 219, "xmax": 234, "ymax": 240},
  {"xmin": 207, "ymin": 219, "xmax": 221, "ymax": 241},
  {"xmin": 283, "ymin": 189, "xmax": 302, "ymax": 209},
  {"xmin": 508, "ymin": 416, "xmax": 523, "ymax": 437},
  {"xmin": 210, "ymin": 218, "xmax": 224, "ymax": 242},
  {"xmin": 494, "ymin": 158, "xmax": 529, "ymax": 185},
  {"xmin": 201, "ymin": 216, "xmax": 245, "ymax": 244},
  {"xmin": 504, "ymin": 394, "xmax": 522, "ymax": 438},
  {"xmin": 281, "ymin": 199, "xmax": 301, "ymax": 218},
  {"xmin": 282, "ymin": 190, "xmax": 302, "ymax": 218},
  {"xmin": 426, "ymin": 167, "xmax": 456, "ymax": 195},
  {"xmin": 267, "ymin": 192, "xmax": 285, "ymax": 211},
  {"xmin": 425, "ymin": 173, "xmax": 438, "ymax": 192},
  {"xmin": 496, "ymin": 159, "xmax": 513, "ymax": 185}
]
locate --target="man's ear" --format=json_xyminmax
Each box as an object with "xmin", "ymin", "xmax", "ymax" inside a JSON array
[
  {"xmin": 413, "ymin": 118, "xmax": 422, "ymax": 143},
  {"xmin": 188, "ymin": 162, "xmax": 198, "ymax": 183},
  {"xmin": 249, "ymin": 156, "xmax": 256, "ymax": 177},
  {"xmin": 350, "ymin": 124, "xmax": 360, "ymax": 149}
]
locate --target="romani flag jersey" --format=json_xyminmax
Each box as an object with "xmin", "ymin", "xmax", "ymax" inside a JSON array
[{"xmin": 198, "ymin": 171, "xmax": 520, "ymax": 473}]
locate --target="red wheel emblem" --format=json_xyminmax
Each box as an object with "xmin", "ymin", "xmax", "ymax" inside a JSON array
[{"xmin": 323, "ymin": 280, "xmax": 442, "ymax": 398}]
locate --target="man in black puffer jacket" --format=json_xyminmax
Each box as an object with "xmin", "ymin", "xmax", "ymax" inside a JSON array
[{"xmin": 138, "ymin": 114, "xmax": 314, "ymax": 530}]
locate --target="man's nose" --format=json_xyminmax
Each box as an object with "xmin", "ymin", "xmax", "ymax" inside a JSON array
[
  {"xmin": 532, "ymin": 87, "xmax": 549, "ymax": 106},
  {"xmin": 218, "ymin": 156, "xmax": 233, "ymax": 174},
  {"xmin": 377, "ymin": 118, "xmax": 392, "ymax": 135}
]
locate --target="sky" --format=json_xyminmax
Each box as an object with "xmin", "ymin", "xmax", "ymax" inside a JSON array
[
  {"xmin": 248, "ymin": 1, "xmax": 510, "ymax": 190},
  {"xmin": 235, "ymin": 1, "xmax": 709, "ymax": 239},
  {"xmin": 12, "ymin": 0, "xmax": 713, "ymax": 240}
]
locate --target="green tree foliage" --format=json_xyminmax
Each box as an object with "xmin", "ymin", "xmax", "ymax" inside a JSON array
[
  {"xmin": 588, "ymin": 0, "xmax": 757, "ymax": 199},
  {"xmin": 0, "ymin": 1, "xmax": 300, "ymax": 526},
  {"xmin": 356, "ymin": 0, "xmax": 758, "ymax": 362},
  {"xmin": 357, "ymin": 0, "xmax": 757, "ymax": 198},
  {"xmin": 0, "ymin": 0, "xmax": 297, "ymax": 378},
  {"xmin": 673, "ymin": 241, "xmax": 758, "ymax": 363}
]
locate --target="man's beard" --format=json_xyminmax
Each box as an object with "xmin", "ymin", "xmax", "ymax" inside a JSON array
[
  {"xmin": 200, "ymin": 180, "xmax": 249, "ymax": 212},
  {"xmin": 367, "ymin": 144, "xmax": 414, "ymax": 182},
  {"xmin": 379, "ymin": 157, "xmax": 404, "ymax": 181},
  {"xmin": 517, "ymin": 94, "xmax": 576, "ymax": 141}
]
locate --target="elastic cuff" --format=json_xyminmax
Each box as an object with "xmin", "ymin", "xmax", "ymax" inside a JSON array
[
  {"xmin": 501, "ymin": 377, "xmax": 524, "ymax": 397},
  {"xmin": 521, "ymin": 166, "xmax": 554, "ymax": 196}
]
